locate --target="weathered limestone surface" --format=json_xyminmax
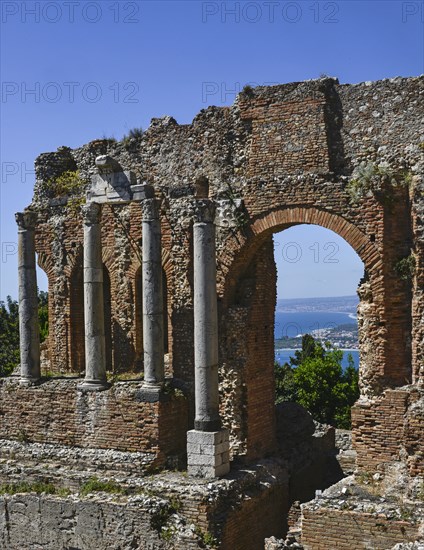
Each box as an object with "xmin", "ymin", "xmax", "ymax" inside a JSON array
[{"xmin": 187, "ymin": 429, "xmax": 230, "ymax": 478}]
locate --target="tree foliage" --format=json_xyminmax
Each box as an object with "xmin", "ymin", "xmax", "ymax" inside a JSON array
[
  {"xmin": 38, "ymin": 291, "xmax": 49, "ymax": 343},
  {"xmin": 0, "ymin": 292, "xmax": 49, "ymax": 377},
  {"xmin": 275, "ymin": 334, "xmax": 359, "ymax": 429},
  {"xmin": 0, "ymin": 297, "xmax": 20, "ymax": 376}
]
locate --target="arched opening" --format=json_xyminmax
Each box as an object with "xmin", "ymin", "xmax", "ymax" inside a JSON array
[
  {"xmin": 36, "ymin": 259, "xmax": 51, "ymax": 376},
  {"xmin": 219, "ymin": 207, "xmax": 382, "ymax": 463},
  {"xmin": 219, "ymin": 212, "xmax": 375, "ymax": 537},
  {"xmin": 274, "ymin": 224, "xmax": 363, "ymax": 424},
  {"xmin": 69, "ymin": 265, "xmax": 85, "ymax": 374},
  {"xmin": 273, "ymin": 225, "xmax": 364, "ymax": 506},
  {"xmin": 103, "ymin": 265, "xmax": 113, "ymax": 373}
]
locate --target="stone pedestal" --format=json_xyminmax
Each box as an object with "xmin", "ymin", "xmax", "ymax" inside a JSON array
[
  {"xmin": 141, "ymin": 193, "xmax": 165, "ymax": 387},
  {"xmin": 79, "ymin": 202, "xmax": 108, "ymax": 391},
  {"xmin": 15, "ymin": 211, "xmax": 40, "ymax": 385},
  {"xmin": 187, "ymin": 199, "xmax": 230, "ymax": 478},
  {"xmin": 187, "ymin": 429, "xmax": 230, "ymax": 478}
]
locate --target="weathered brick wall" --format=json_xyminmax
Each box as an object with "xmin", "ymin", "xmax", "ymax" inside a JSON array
[
  {"xmin": 352, "ymin": 388, "xmax": 423, "ymax": 476},
  {"xmin": 220, "ymin": 482, "xmax": 288, "ymax": 550},
  {"xmin": 21, "ymin": 76, "xmax": 423, "ymax": 469},
  {"xmin": 0, "ymin": 380, "xmax": 187, "ymax": 465},
  {"xmin": 243, "ymin": 238, "xmax": 277, "ymax": 459},
  {"xmin": 301, "ymin": 507, "xmax": 420, "ymax": 550}
]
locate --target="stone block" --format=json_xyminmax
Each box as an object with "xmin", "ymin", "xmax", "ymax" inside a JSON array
[
  {"xmin": 187, "ymin": 442, "xmax": 228, "ymax": 456},
  {"xmin": 135, "ymin": 386, "xmax": 169, "ymax": 403},
  {"xmin": 187, "ymin": 429, "xmax": 229, "ymax": 446},
  {"xmin": 186, "ymin": 442, "xmax": 201, "ymax": 454},
  {"xmin": 87, "ymin": 171, "xmax": 136, "ymax": 204},
  {"xmin": 131, "ymin": 183, "xmax": 155, "ymax": 201},
  {"xmin": 187, "ymin": 452, "xmax": 223, "ymax": 467},
  {"xmin": 187, "ymin": 460, "xmax": 230, "ymax": 478},
  {"xmin": 187, "ymin": 429, "xmax": 230, "ymax": 478}
]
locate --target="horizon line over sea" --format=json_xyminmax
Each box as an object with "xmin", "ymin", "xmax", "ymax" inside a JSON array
[{"xmin": 274, "ymin": 298, "xmax": 360, "ymax": 369}]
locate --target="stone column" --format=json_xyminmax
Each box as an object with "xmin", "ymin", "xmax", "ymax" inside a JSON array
[
  {"xmin": 187, "ymin": 199, "xmax": 230, "ymax": 478},
  {"xmin": 15, "ymin": 211, "xmax": 40, "ymax": 385},
  {"xmin": 142, "ymin": 196, "xmax": 165, "ymax": 388},
  {"xmin": 80, "ymin": 202, "xmax": 108, "ymax": 391}
]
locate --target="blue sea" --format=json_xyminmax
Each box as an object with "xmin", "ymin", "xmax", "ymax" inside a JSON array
[
  {"xmin": 274, "ymin": 311, "xmax": 359, "ymax": 369},
  {"xmin": 274, "ymin": 311, "xmax": 356, "ymax": 340}
]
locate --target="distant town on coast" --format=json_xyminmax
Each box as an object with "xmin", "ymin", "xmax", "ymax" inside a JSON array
[{"xmin": 275, "ymin": 295, "xmax": 359, "ymax": 350}]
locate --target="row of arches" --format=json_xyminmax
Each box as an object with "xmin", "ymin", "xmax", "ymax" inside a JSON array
[{"xmin": 39, "ymin": 260, "xmax": 171, "ymax": 376}]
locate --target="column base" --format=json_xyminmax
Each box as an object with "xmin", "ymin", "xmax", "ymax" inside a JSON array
[
  {"xmin": 136, "ymin": 383, "xmax": 167, "ymax": 403},
  {"xmin": 19, "ymin": 376, "xmax": 40, "ymax": 387},
  {"xmin": 194, "ymin": 418, "xmax": 221, "ymax": 432},
  {"xmin": 187, "ymin": 429, "xmax": 230, "ymax": 478},
  {"xmin": 77, "ymin": 379, "xmax": 109, "ymax": 392}
]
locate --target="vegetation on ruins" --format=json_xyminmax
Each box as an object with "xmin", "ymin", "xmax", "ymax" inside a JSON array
[
  {"xmin": 122, "ymin": 126, "xmax": 144, "ymax": 146},
  {"xmin": 240, "ymin": 84, "xmax": 255, "ymax": 99},
  {"xmin": 275, "ymin": 334, "xmax": 359, "ymax": 429},
  {"xmin": 0, "ymin": 481, "xmax": 69, "ymax": 496},
  {"xmin": 45, "ymin": 170, "xmax": 86, "ymax": 198},
  {"xmin": 80, "ymin": 477, "xmax": 125, "ymax": 496},
  {"xmin": 0, "ymin": 292, "xmax": 49, "ymax": 376},
  {"xmin": 0, "ymin": 297, "xmax": 20, "ymax": 376},
  {"xmin": 347, "ymin": 161, "xmax": 412, "ymax": 204},
  {"xmin": 394, "ymin": 253, "xmax": 416, "ymax": 281},
  {"xmin": 44, "ymin": 169, "xmax": 88, "ymax": 213}
]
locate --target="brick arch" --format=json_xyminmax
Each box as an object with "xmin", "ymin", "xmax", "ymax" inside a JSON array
[
  {"xmin": 220, "ymin": 206, "xmax": 382, "ymax": 304},
  {"xmin": 218, "ymin": 205, "xmax": 384, "ymax": 461},
  {"xmin": 36, "ymin": 251, "xmax": 55, "ymax": 373},
  {"xmin": 36, "ymin": 251, "xmax": 55, "ymax": 279},
  {"xmin": 63, "ymin": 244, "xmax": 83, "ymax": 278}
]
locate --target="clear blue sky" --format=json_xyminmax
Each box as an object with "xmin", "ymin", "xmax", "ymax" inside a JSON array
[{"xmin": 1, "ymin": 0, "xmax": 423, "ymax": 300}]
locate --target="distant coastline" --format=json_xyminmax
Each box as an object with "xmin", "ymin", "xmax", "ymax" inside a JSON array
[
  {"xmin": 276, "ymin": 295, "xmax": 359, "ymax": 314},
  {"xmin": 274, "ymin": 296, "xmax": 360, "ymax": 365}
]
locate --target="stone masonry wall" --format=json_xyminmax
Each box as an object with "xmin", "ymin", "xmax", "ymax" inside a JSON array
[
  {"xmin": 352, "ymin": 387, "xmax": 423, "ymax": 476},
  {"xmin": 0, "ymin": 379, "xmax": 187, "ymax": 466},
  {"xmin": 0, "ymin": 460, "xmax": 289, "ymax": 550},
  {"xmin": 25, "ymin": 76, "xmax": 424, "ymax": 465},
  {"xmin": 301, "ymin": 507, "xmax": 421, "ymax": 550}
]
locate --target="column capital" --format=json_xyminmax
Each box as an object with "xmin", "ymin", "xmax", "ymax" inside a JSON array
[
  {"xmin": 82, "ymin": 202, "xmax": 101, "ymax": 225},
  {"xmin": 142, "ymin": 198, "xmax": 159, "ymax": 221},
  {"xmin": 15, "ymin": 211, "xmax": 37, "ymax": 231},
  {"xmin": 194, "ymin": 200, "xmax": 216, "ymax": 224}
]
